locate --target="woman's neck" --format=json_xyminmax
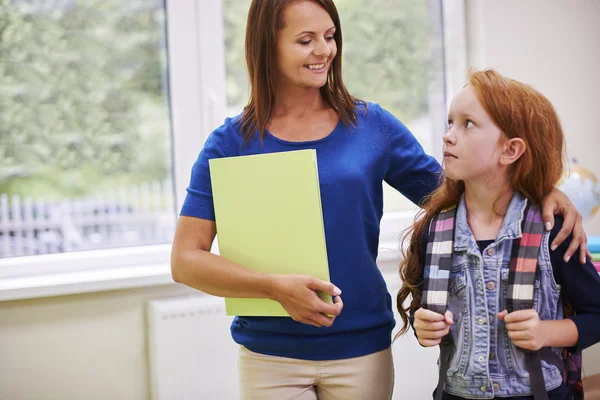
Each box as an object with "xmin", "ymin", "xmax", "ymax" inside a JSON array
[
  {"xmin": 463, "ymin": 175, "xmax": 514, "ymax": 241},
  {"xmin": 272, "ymin": 86, "xmax": 327, "ymax": 118}
]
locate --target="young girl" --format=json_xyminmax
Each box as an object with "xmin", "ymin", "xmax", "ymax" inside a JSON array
[{"xmin": 397, "ymin": 69, "xmax": 600, "ymax": 400}]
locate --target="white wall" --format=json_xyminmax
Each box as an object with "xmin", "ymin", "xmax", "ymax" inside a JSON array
[
  {"xmin": 466, "ymin": 0, "xmax": 600, "ymax": 235},
  {"xmin": 0, "ymin": 1, "xmax": 599, "ymax": 399},
  {"xmin": 466, "ymin": 0, "xmax": 600, "ymax": 377},
  {"xmin": 0, "ymin": 284, "xmax": 196, "ymax": 400}
]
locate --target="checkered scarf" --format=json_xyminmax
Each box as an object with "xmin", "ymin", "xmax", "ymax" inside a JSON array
[
  {"xmin": 421, "ymin": 204, "xmax": 543, "ymax": 314},
  {"xmin": 422, "ymin": 207, "xmax": 457, "ymax": 315},
  {"xmin": 506, "ymin": 204, "xmax": 545, "ymax": 312}
]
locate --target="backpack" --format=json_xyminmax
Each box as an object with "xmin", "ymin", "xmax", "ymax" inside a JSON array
[
  {"xmin": 422, "ymin": 204, "xmax": 584, "ymax": 400},
  {"xmin": 563, "ymin": 300, "xmax": 584, "ymax": 399}
]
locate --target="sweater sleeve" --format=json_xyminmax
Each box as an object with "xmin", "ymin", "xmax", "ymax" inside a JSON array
[
  {"xmin": 378, "ymin": 105, "xmax": 442, "ymax": 206},
  {"xmin": 179, "ymin": 125, "xmax": 230, "ymax": 221},
  {"xmin": 550, "ymin": 217, "xmax": 600, "ymax": 352}
]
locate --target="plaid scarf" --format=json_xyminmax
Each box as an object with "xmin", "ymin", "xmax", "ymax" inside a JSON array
[
  {"xmin": 423, "ymin": 203, "xmax": 583, "ymax": 400},
  {"xmin": 422, "ymin": 206, "xmax": 457, "ymax": 316}
]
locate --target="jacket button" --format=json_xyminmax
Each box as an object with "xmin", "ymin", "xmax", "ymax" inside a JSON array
[
  {"xmin": 480, "ymin": 386, "xmax": 487, "ymax": 392},
  {"xmin": 478, "ymin": 318, "xmax": 485, "ymax": 325},
  {"xmin": 488, "ymin": 247, "xmax": 496, "ymax": 256},
  {"xmin": 478, "ymin": 355, "xmax": 486, "ymax": 362},
  {"xmin": 493, "ymin": 383, "xmax": 500, "ymax": 392},
  {"xmin": 487, "ymin": 281, "xmax": 496, "ymax": 290}
]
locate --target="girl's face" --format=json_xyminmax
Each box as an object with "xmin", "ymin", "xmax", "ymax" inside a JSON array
[
  {"xmin": 443, "ymin": 86, "xmax": 505, "ymax": 183},
  {"xmin": 275, "ymin": 0, "xmax": 337, "ymax": 91}
]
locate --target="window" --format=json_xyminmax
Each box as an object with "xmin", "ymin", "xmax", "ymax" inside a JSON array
[
  {"xmin": 0, "ymin": 0, "xmax": 175, "ymax": 259},
  {"xmin": 0, "ymin": 0, "xmax": 466, "ymax": 298}
]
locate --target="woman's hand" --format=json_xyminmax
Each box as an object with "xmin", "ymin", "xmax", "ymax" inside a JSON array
[
  {"xmin": 497, "ymin": 309, "xmax": 546, "ymax": 351},
  {"xmin": 413, "ymin": 308, "xmax": 453, "ymax": 347},
  {"xmin": 542, "ymin": 187, "xmax": 590, "ymax": 264},
  {"xmin": 271, "ymin": 275, "xmax": 343, "ymax": 327}
]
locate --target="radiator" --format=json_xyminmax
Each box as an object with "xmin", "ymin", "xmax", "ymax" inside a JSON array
[
  {"xmin": 146, "ymin": 271, "xmax": 439, "ymax": 400},
  {"xmin": 146, "ymin": 294, "xmax": 240, "ymax": 400}
]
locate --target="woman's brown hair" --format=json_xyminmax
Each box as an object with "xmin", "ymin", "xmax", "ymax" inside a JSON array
[
  {"xmin": 396, "ymin": 69, "xmax": 566, "ymax": 335},
  {"xmin": 239, "ymin": 0, "xmax": 364, "ymax": 142}
]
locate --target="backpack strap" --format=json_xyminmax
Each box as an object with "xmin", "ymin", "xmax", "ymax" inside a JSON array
[
  {"xmin": 435, "ymin": 338, "xmax": 453, "ymax": 400},
  {"xmin": 525, "ymin": 352, "xmax": 549, "ymax": 400},
  {"xmin": 562, "ymin": 299, "xmax": 585, "ymax": 398},
  {"xmin": 562, "ymin": 349, "xmax": 584, "ymax": 399}
]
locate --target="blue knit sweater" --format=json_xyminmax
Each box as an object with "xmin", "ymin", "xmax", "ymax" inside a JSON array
[{"xmin": 180, "ymin": 102, "xmax": 441, "ymax": 360}]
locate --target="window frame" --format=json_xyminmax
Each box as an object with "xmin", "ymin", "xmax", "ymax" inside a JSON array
[
  {"xmin": 377, "ymin": 0, "xmax": 468, "ymax": 269},
  {"xmin": 0, "ymin": 0, "xmax": 466, "ymax": 300}
]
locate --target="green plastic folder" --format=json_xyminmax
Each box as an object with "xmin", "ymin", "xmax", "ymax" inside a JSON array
[{"xmin": 209, "ymin": 149, "xmax": 332, "ymax": 316}]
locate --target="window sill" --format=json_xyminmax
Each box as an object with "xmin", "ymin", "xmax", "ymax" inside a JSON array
[
  {"xmin": 0, "ymin": 212, "xmax": 411, "ymax": 302},
  {"xmin": 0, "ymin": 244, "xmax": 175, "ymax": 301},
  {"xmin": 0, "ymin": 245, "xmax": 402, "ymax": 302},
  {"xmin": 377, "ymin": 240, "xmax": 404, "ymax": 273},
  {"xmin": 0, "ymin": 263, "xmax": 174, "ymax": 301}
]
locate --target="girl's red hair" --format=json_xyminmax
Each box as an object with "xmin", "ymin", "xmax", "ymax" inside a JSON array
[{"xmin": 396, "ymin": 69, "xmax": 566, "ymax": 335}]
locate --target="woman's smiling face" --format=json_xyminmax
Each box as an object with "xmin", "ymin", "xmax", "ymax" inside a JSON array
[{"xmin": 275, "ymin": 0, "xmax": 337, "ymax": 91}]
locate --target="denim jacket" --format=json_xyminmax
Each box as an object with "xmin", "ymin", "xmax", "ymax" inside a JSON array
[{"xmin": 443, "ymin": 192, "xmax": 564, "ymax": 398}]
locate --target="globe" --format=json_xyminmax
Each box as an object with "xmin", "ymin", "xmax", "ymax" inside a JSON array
[{"xmin": 558, "ymin": 160, "xmax": 600, "ymax": 221}]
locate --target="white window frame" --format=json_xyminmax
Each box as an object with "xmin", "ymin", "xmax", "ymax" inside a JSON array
[
  {"xmin": 0, "ymin": 0, "xmax": 466, "ymax": 300},
  {"xmin": 378, "ymin": 0, "xmax": 468, "ymax": 269}
]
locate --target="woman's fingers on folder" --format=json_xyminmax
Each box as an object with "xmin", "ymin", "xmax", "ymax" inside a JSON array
[
  {"xmin": 333, "ymin": 295, "xmax": 343, "ymax": 308},
  {"xmin": 294, "ymin": 306, "xmax": 338, "ymax": 328},
  {"xmin": 306, "ymin": 278, "xmax": 342, "ymax": 296},
  {"xmin": 320, "ymin": 295, "xmax": 344, "ymax": 317},
  {"xmin": 272, "ymin": 275, "xmax": 343, "ymax": 327},
  {"xmin": 313, "ymin": 312, "xmax": 336, "ymax": 327}
]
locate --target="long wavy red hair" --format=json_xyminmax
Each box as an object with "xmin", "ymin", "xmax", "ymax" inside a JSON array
[{"xmin": 396, "ymin": 69, "xmax": 566, "ymax": 335}]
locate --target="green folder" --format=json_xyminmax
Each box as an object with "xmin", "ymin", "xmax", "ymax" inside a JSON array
[{"xmin": 209, "ymin": 149, "xmax": 331, "ymax": 316}]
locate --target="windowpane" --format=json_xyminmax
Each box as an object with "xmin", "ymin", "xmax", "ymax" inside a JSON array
[
  {"xmin": 223, "ymin": 0, "xmax": 251, "ymax": 116},
  {"xmin": 0, "ymin": 0, "xmax": 175, "ymax": 258},
  {"xmin": 222, "ymin": 0, "xmax": 445, "ymax": 212}
]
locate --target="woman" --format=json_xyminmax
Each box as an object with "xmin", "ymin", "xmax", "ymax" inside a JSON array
[{"xmin": 170, "ymin": 1, "xmax": 588, "ymax": 399}]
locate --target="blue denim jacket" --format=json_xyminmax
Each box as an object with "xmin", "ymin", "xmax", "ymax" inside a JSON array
[{"xmin": 443, "ymin": 192, "xmax": 564, "ymax": 398}]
